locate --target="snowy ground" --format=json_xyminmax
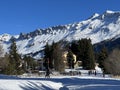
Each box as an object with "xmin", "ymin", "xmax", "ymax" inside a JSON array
[{"xmin": 0, "ymin": 74, "xmax": 120, "ymax": 90}]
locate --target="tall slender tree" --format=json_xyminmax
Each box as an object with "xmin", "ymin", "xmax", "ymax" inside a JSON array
[
  {"xmin": 7, "ymin": 37, "xmax": 22, "ymax": 75},
  {"xmin": 67, "ymin": 50, "xmax": 75, "ymax": 69},
  {"xmin": 78, "ymin": 39, "xmax": 95, "ymax": 70},
  {"xmin": 44, "ymin": 42, "xmax": 65, "ymax": 72},
  {"xmin": 98, "ymin": 46, "xmax": 108, "ymax": 73},
  {"xmin": 51, "ymin": 42, "xmax": 65, "ymax": 72},
  {"xmin": 43, "ymin": 43, "xmax": 52, "ymax": 69},
  {"xmin": 70, "ymin": 41, "xmax": 78, "ymax": 56}
]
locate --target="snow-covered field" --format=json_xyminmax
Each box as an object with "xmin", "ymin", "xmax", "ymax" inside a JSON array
[{"xmin": 0, "ymin": 74, "xmax": 120, "ymax": 90}]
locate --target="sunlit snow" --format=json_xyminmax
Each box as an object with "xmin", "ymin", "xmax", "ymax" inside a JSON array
[{"xmin": 1, "ymin": 10, "xmax": 120, "ymax": 58}]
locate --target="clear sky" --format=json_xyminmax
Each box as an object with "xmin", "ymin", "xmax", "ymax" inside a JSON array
[{"xmin": 0, "ymin": 0, "xmax": 120, "ymax": 35}]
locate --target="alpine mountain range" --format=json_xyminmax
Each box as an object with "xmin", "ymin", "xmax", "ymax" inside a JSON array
[{"xmin": 0, "ymin": 10, "xmax": 120, "ymax": 59}]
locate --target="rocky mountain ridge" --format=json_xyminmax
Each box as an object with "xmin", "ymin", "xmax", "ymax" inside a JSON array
[{"xmin": 0, "ymin": 10, "xmax": 120, "ymax": 59}]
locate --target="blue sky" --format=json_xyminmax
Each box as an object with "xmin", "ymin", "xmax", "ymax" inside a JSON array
[{"xmin": 0, "ymin": 0, "xmax": 119, "ymax": 35}]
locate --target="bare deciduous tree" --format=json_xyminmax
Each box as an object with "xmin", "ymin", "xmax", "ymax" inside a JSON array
[
  {"xmin": 0, "ymin": 44, "xmax": 4, "ymax": 57},
  {"xmin": 104, "ymin": 49, "xmax": 120, "ymax": 75},
  {"xmin": 0, "ymin": 54, "xmax": 9, "ymax": 73}
]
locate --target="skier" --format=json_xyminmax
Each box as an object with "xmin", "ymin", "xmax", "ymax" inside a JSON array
[{"xmin": 45, "ymin": 68, "xmax": 50, "ymax": 78}]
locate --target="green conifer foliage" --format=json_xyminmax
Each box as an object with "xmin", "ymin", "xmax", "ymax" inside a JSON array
[
  {"xmin": 44, "ymin": 42, "xmax": 65, "ymax": 72},
  {"xmin": 67, "ymin": 50, "xmax": 75, "ymax": 69},
  {"xmin": 43, "ymin": 43, "xmax": 51, "ymax": 69},
  {"xmin": 23, "ymin": 55, "xmax": 38, "ymax": 73},
  {"xmin": 7, "ymin": 38, "xmax": 22, "ymax": 75},
  {"xmin": 78, "ymin": 39, "xmax": 95, "ymax": 70},
  {"xmin": 98, "ymin": 46, "xmax": 108, "ymax": 73}
]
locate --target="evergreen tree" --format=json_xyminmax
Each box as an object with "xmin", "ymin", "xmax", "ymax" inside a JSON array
[
  {"xmin": 98, "ymin": 46, "xmax": 108, "ymax": 73},
  {"xmin": 52, "ymin": 42, "xmax": 65, "ymax": 72},
  {"xmin": 70, "ymin": 41, "xmax": 79, "ymax": 61},
  {"xmin": 86, "ymin": 39, "xmax": 95, "ymax": 69},
  {"xmin": 67, "ymin": 50, "xmax": 75, "ymax": 69},
  {"xmin": 43, "ymin": 43, "xmax": 52, "ymax": 69},
  {"xmin": 23, "ymin": 55, "xmax": 38, "ymax": 73},
  {"xmin": 7, "ymin": 38, "xmax": 23, "ymax": 75},
  {"xmin": 44, "ymin": 42, "xmax": 65, "ymax": 72},
  {"xmin": 78, "ymin": 39, "xmax": 95, "ymax": 70},
  {"xmin": 70, "ymin": 41, "xmax": 78, "ymax": 55}
]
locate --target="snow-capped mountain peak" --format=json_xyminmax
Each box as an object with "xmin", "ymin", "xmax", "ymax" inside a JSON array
[
  {"xmin": 0, "ymin": 34, "xmax": 12, "ymax": 42},
  {"xmin": 89, "ymin": 13, "xmax": 100, "ymax": 20},
  {"xmin": 105, "ymin": 10, "xmax": 115, "ymax": 14},
  {"xmin": 1, "ymin": 10, "xmax": 120, "ymax": 59}
]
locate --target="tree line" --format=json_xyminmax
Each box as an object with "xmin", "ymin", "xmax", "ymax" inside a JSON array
[
  {"xmin": 0, "ymin": 37, "xmax": 120, "ymax": 76},
  {"xmin": 44, "ymin": 38, "xmax": 120, "ymax": 76},
  {"xmin": 43, "ymin": 39, "xmax": 96, "ymax": 72}
]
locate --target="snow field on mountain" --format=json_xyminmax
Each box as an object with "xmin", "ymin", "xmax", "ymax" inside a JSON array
[{"xmin": 1, "ymin": 10, "xmax": 120, "ymax": 58}]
